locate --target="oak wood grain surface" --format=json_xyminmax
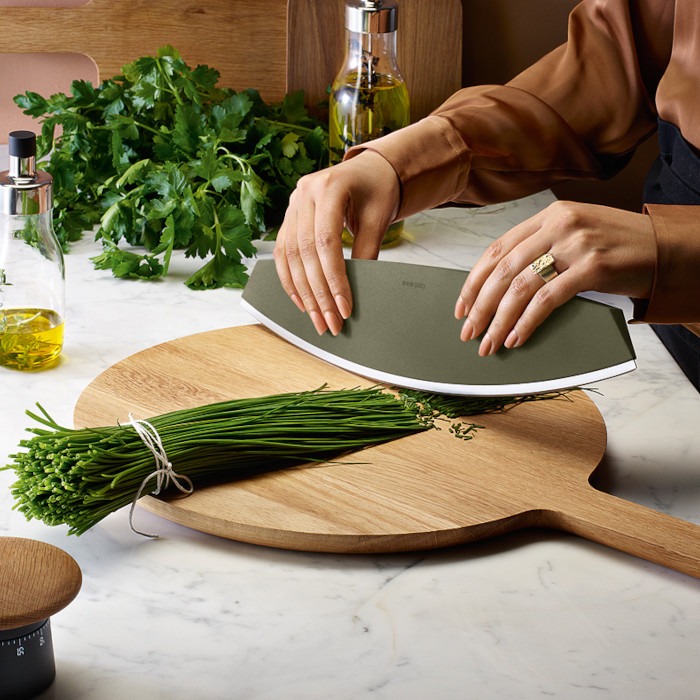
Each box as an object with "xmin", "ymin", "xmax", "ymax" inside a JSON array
[
  {"xmin": 0, "ymin": 538, "xmax": 82, "ymax": 630},
  {"xmin": 0, "ymin": 0, "xmax": 461, "ymax": 120},
  {"xmin": 0, "ymin": 0, "xmax": 288, "ymax": 102},
  {"xmin": 287, "ymin": 0, "xmax": 463, "ymax": 121},
  {"xmin": 73, "ymin": 324, "xmax": 700, "ymax": 578}
]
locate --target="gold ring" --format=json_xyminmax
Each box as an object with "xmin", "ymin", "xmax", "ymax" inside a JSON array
[{"xmin": 530, "ymin": 252, "xmax": 558, "ymax": 283}]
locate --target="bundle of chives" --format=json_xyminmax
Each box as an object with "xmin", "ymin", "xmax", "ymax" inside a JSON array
[
  {"xmin": 4, "ymin": 386, "xmax": 436, "ymax": 535},
  {"xmin": 4, "ymin": 385, "xmax": 572, "ymax": 536}
]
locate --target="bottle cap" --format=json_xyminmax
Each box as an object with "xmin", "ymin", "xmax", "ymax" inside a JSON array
[
  {"xmin": 0, "ymin": 130, "xmax": 53, "ymax": 215},
  {"xmin": 346, "ymin": 0, "xmax": 398, "ymax": 34},
  {"xmin": 8, "ymin": 130, "xmax": 37, "ymax": 159}
]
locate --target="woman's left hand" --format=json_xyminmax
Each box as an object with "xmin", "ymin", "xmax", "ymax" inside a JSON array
[{"xmin": 454, "ymin": 200, "xmax": 657, "ymax": 355}]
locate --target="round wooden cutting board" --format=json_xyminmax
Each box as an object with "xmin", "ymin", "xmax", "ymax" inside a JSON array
[
  {"xmin": 73, "ymin": 324, "xmax": 700, "ymax": 577},
  {"xmin": 73, "ymin": 324, "xmax": 605, "ymax": 548}
]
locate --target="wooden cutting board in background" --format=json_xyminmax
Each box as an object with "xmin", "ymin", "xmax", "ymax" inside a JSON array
[
  {"xmin": 73, "ymin": 324, "xmax": 700, "ymax": 578},
  {"xmin": 0, "ymin": 0, "xmax": 462, "ymax": 135},
  {"xmin": 286, "ymin": 0, "xmax": 463, "ymax": 122}
]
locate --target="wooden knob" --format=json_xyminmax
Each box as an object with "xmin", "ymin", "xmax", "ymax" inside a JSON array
[{"xmin": 0, "ymin": 537, "xmax": 82, "ymax": 631}]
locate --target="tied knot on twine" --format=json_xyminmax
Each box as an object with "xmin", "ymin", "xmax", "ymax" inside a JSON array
[{"xmin": 128, "ymin": 414, "xmax": 194, "ymax": 538}]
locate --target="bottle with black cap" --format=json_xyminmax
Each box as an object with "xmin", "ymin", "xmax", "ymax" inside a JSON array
[
  {"xmin": 329, "ymin": 0, "xmax": 410, "ymax": 247},
  {"xmin": 0, "ymin": 130, "xmax": 65, "ymax": 370}
]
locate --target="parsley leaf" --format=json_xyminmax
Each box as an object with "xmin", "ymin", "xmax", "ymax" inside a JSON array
[{"xmin": 14, "ymin": 45, "xmax": 328, "ymax": 289}]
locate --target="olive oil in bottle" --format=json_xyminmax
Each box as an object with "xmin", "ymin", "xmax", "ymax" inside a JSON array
[
  {"xmin": 0, "ymin": 308, "xmax": 64, "ymax": 370},
  {"xmin": 330, "ymin": 0, "xmax": 410, "ymax": 247},
  {"xmin": 0, "ymin": 131, "xmax": 65, "ymax": 371},
  {"xmin": 329, "ymin": 76, "xmax": 410, "ymax": 165}
]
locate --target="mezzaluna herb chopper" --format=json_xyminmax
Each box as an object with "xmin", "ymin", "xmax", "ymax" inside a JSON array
[
  {"xmin": 0, "ymin": 130, "xmax": 65, "ymax": 370},
  {"xmin": 0, "ymin": 537, "xmax": 81, "ymax": 699},
  {"xmin": 330, "ymin": 0, "xmax": 410, "ymax": 247}
]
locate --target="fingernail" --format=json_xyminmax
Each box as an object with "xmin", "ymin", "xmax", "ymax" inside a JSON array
[
  {"xmin": 455, "ymin": 298, "xmax": 469, "ymax": 319},
  {"xmin": 479, "ymin": 333, "xmax": 494, "ymax": 357},
  {"xmin": 291, "ymin": 294, "xmax": 305, "ymax": 313},
  {"xmin": 324, "ymin": 311, "xmax": 342, "ymax": 336},
  {"xmin": 505, "ymin": 330, "xmax": 519, "ymax": 349},
  {"xmin": 335, "ymin": 294, "xmax": 352, "ymax": 319},
  {"xmin": 309, "ymin": 310, "xmax": 327, "ymax": 335},
  {"xmin": 460, "ymin": 318, "xmax": 474, "ymax": 342}
]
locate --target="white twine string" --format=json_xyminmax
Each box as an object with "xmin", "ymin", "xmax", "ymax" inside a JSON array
[{"xmin": 127, "ymin": 414, "xmax": 194, "ymax": 538}]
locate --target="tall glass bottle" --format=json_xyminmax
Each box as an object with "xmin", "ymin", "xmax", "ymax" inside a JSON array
[
  {"xmin": 330, "ymin": 0, "xmax": 410, "ymax": 247},
  {"xmin": 0, "ymin": 130, "xmax": 65, "ymax": 370}
]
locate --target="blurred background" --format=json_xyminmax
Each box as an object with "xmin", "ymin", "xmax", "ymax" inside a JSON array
[{"xmin": 0, "ymin": 0, "xmax": 656, "ymax": 212}]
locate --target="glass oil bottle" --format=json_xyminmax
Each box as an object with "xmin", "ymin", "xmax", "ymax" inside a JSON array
[
  {"xmin": 0, "ymin": 130, "xmax": 65, "ymax": 370},
  {"xmin": 330, "ymin": 0, "xmax": 410, "ymax": 247}
]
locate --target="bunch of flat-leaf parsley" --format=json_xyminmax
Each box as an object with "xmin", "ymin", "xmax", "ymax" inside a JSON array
[{"xmin": 14, "ymin": 46, "xmax": 329, "ymax": 289}]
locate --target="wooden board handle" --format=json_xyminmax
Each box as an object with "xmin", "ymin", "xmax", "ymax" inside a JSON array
[{"xmin": 548, "ymin": 487, "xmax": 700, "ymax": 579}]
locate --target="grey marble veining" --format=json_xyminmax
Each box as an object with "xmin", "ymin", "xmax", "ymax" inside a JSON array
[{"xmin": 1, "ymin": 146, "xmax": 699, "ymax": 699}]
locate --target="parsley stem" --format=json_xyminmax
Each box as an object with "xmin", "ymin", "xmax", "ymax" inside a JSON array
[
  {"xmin": 218, "ymin": 152, "xmax": 252, "ymax": 172},
  {"xmin": 133, "ymin": 121, "xmax": 163, "ymax": 136},
  {"xmin": 267, "ymin": 120, "xmax": 318, "ymax": 134},
  {"xmin": 92, "ymin": 122, "xmax": 164, "ymax": 136},
  {"xmin": 156, "ymin": 58, "xmax": 184, "ymax": 106}
]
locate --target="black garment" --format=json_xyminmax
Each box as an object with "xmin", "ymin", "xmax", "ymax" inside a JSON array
[{"xmin": 643, "ymin": 120, "xmax": 700, "ymax": 392}]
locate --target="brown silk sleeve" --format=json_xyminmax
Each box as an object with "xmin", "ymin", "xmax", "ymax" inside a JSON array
[
  {"xmin": 636, "ymin": 205, "xmax": 700, "ymax": 324},
  {"xmin": 345, "ymin": 0, "xmax": 671, "ymax": 221}
]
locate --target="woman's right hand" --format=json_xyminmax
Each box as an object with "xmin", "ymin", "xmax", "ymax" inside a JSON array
[{"xmin": 273, "ymin": 149, "xmax": 401, "ymax": 336}]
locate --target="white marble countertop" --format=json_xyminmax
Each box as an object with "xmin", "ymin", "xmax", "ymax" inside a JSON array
[{"xmin": 1, "ymin": 147, "xmax": 699, "ymax": 699}]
